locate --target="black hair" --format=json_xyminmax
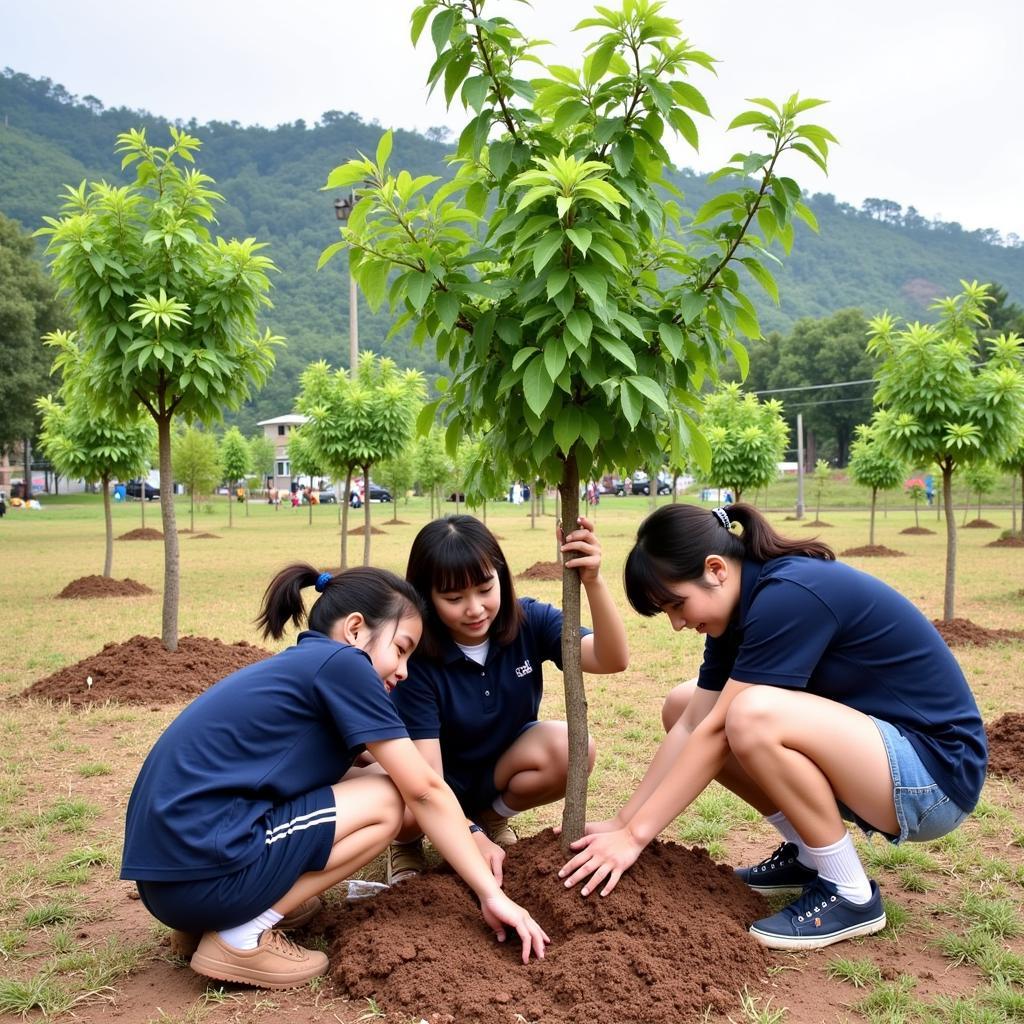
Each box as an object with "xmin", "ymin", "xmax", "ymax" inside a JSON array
[
  {"xmin": 405, "ymin": 515, "xmax": 525, "ymax": 659},
  {"xmin": 256, "ymin": 562, "xmax": 426, "ymax": 641},
  {"xmin": 624, "ymin": 502, "xmax": 835, "ymax": 616}
]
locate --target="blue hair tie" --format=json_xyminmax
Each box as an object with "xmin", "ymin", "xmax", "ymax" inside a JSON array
[{"xmin": 315, "ymin": 571, "xmax": 333, "ymax": 593}]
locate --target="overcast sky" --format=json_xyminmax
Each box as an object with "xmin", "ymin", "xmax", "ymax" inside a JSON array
[{"xmin": 5, "ymin": 1, "xmax": 1021, "ymax": 239}]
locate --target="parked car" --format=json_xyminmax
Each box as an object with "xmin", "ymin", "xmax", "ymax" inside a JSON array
[
  {"xmin": 365, "ymin": 483, "xmax": 392, "ymax": 502},
  {"xmin": 126, "ymin": 479, "xmax": 159, "ymax": 500},
  {"xmin": 319, "ymin": 488, "xmax": 337, "ymax": 504}
]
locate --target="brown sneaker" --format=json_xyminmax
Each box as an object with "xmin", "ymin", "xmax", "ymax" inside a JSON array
[
  {"xmin": 386, "ymin": 838, "xmax": 427, "ymax": 884},
  {"xmin": 190, "ymin": 929, "xmax": 328, "ymax": 989},
  {"xmin": 476, "ymin": 808, "xmax": 518, "ymax": 848}
]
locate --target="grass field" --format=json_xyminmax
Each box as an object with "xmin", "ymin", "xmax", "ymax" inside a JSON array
[{"xmin": 0, "ymin": 491, "xmax": 1022, "ymax": 1023}]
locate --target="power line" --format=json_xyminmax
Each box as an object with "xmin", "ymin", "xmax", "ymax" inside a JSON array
[{"xmin": 750, "ymin": 378, "xmax": 875, "ymax": 396}]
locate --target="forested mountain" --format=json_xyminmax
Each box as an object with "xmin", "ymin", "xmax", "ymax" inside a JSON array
[{"xmin": 3, "ymin": 68, "xmax": 1023, "ymax": 434}]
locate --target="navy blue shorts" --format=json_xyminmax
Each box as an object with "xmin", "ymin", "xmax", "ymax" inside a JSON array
[
  {"xmin": 447, "ymin": 720, "xmax": 541, "ymax": 816},
  {"xmin": 136, "ymin": 786, "xmax": 336, "ymax": 932}
]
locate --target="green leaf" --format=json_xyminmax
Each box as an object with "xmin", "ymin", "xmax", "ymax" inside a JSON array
[
  {"xmin": 579, "ymin": 409, "xmax": 599, "ymax": 450},
  {"xmin": 620, "ymin": 381, "xmax": 642, "ymax": 428},
  {"xmin": 359, "ymin": 260, "xmax": 390, "ymax": 312},
  {"xmin": 694, "ymin": 191, "xmax": 743, "ymax": 225},
  {"xmin": 435, "ymin": 291, "xmax": 460, "ymax": 331},
  {"xmin": 406, "ymin": 271, "xmax": 433, "ymax": 311},
  {"xmin": 794, "ymin": 201, "xmax": 819, "ymax": 232},
  {"xmin": 544, "ymin": 337, "xmax": 567, "ymax": 381},
  {"xmin": 573, "ymin": 265, "xmax": 607, "ymax": 308},
  {"xmin": 551, "ymin": 99, "xmax": 590, "ymax": 134},
  {"xmin": 626, "ymin": 375, "xmax": 668, "ymax": 411},
  {"xmin": 668, "ymin": 108, "xmax": 699, "ymax": 151},
  {"xmin": 523, "ymin": 356, "xmax": 554, "ymax": 416},
  {"xmin": 565, "ymin": 227, "xmax": 592, "ymax": 256},
  {"xmin": 431, "ymin": 7, "xmax": 457, "ymax": 54},
  {"xmin": 317, "ymin": 240, "xmax": 347, "ymax": 270},
  {"xmin": 532, "ymin": 232, "xmax": 564, "ymax": 276},
  {"xmin": 658, "ymin": 322, "xmax": 684, "ymax": 359},
  {"xmin": 324, "ymin": 163, "xmax": 368, "ymax": 190},
  {"xmin": 489, "ymin": 139, "xmax": 514, "ymax": 179},
  {"xmin": 679, "ymin": 292, "xmax": 705, "ymax": 324},
  {"xmin": 566, "ymin": 308, "xmax": 593, "ymax": 346},
  {"xmin": 546, "ymin": 267, "xmax": 570, "ymax": 299},
  {"xmin": 739, "ymin": 258, "xmax": 780, "ymax": 304},
  {"xmin": 586, "ymin": 39, "xmax": 616, "ymax": 83},
  {"xmin": 596, "ymin": 333, "xmax": 637, "ymax": 371},
  {"xmin": 513, "ymin": 346, "xmax": 540, "ymax": 372},
  {"xmin": 728, "ymin": 338, "xmax": 750, "ymax": 379},
  {"xmin": 611, "ymin": 137, "xmax": 634, "ymax": 176},
  {"xmin": 670, "ymin": 80, "xmax": 711, "ymax": 116},
  {"xmin": 554, "ymin": 404, "xmax": 582, "ymax": 453},
  {"xmin": 728, "ymin": 110, "xmax": 776, "ymax": 131},
  {"xmin": 462, "ymin": 74, "xmax": 489, "ymax": 112},
  {"xmin": 445, "ymin": 49, "xmax": 474, "ymax": 107},
  {"xmin": 375, "ymin": 130, "xmax": 393, "ymax": 169}
]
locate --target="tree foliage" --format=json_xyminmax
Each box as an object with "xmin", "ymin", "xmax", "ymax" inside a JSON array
[
  {"xmin": 868, "ymin": 281, "xmax": 1024, "ymax": 618},
  {"xmin": 219, "ymin": 425, "xmax": 252, "ymax": 527},
  {"xmin": 36, "ymin": 128, "xmax": 281, "ymax": 649},
  {"xmin": 172, "ymin": 426, "xmax": 221, "ymax": 534},
  {"xmin": 846, "ymin": 422, "xmax": 905, "ymax": 544}
]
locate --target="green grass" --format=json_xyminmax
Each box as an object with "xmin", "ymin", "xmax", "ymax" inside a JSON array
[{"xmin": 826, "ymin": 956, "xmax": 884, "ymax": 988}]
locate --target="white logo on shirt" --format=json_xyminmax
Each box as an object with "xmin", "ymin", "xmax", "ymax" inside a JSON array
[{"xmin": 515, "ymin": 659, "xmax": 533, "ymax": 678}]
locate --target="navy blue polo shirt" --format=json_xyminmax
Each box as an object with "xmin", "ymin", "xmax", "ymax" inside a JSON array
[
  {"xmin": 697, "ymin": 557, "xmax": 987, "ymax": 813},
  {"xmin": 392, "ymin": 598, "xmax": 590, "ymax": 805},
  {"xmin": 121, "ymin": 631, "xmax": 409, "ymax": 882}
]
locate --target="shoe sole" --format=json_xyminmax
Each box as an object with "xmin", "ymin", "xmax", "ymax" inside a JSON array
[
  {"xmin": 190, "ymin": 952, "xmax": 328, "ymax": 989},
  {"xmin": 749, "ymin": 912, "xmax": 887, "ymax": 950},
  {"xmin": 743, "ymin": 881, "xmax": 816, "ymax": 895}
]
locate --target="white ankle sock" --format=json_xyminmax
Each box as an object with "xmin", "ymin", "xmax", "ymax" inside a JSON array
[
  {"xmin": 217, "ymin": 908, "xmax": 283, "ymax": 950},
  {"xmin": 491, "ymin": 795, "xmax": 518, "ymax": 819},
  {"xmin": 765, "ymin": 811, "xmax": 813, "ymax": 866},
  {"xmin": 805, "ymin": 833, "xmax": 872, "ymax": 904}
]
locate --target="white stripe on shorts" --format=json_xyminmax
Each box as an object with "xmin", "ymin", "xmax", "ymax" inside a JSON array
[{"xmin": 265, "ymin": 808, "xmax": 338, "ymax": 846}]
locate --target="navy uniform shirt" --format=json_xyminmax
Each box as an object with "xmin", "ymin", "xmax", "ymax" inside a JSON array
[
  {"xmin": 121, "ymin": 631, "xmax": 409, "ymax": 881},
  {"xmin": 392, "ymin": 598, "xmax": 590, "ymax": 802},
  {"xmin": 697, "ymin": 557, "xmax": 987, "ymax": 813}
]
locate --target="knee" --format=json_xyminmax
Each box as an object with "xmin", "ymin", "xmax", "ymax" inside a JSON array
[
  {"xmin": 724, "ymin": 687, "xmax": 785, "ymax": 757},
  {"xmin": 371, "ymin": 776, "xmax": 406, "ymax": 832},
  {"xmin": 662, "ymin": 679, "xmax": 697, "ymax": 733}
]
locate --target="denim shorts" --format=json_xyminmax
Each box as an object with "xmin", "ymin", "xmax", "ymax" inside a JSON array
[{"xmin": 837, "ymin": 717, "xmax": 969, "ymax": 845}]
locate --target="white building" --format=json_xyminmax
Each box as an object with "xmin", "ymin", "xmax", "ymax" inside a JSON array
[{"xmin": 257, "ymin": 414, "xmax": 308, "ymax": 493}]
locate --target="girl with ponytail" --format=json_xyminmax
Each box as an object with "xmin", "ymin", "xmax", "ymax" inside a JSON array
[
  {"xmin": 560, "ymin": 503, "xmax": 986, "ymax": 954},
  {"xmin": 122, "ymin": 563, "xmax": 548, "ymax": 991}
]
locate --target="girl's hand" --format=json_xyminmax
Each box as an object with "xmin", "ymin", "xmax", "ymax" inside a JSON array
[
  {"xmin": 479, "ymin": 893, "xmax": 551, "ymax": 963},
  {"xmin": 559, "ymin": 515, "xmax": 601, "ymax": 585},
  {"xmin": 557, "ymin": 828, "xmax": 645, "ymax": 897},
  {"xmin": 473, "ymin": 830, "xmax": 507, "ymax": 887}
]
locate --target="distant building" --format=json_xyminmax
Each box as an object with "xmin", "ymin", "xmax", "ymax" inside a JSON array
[{"xmin": 257, "ymin": 414, "xmax": 308, "ymax": 492}]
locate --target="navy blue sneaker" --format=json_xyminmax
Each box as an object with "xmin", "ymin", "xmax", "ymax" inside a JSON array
[
  {"xmin": 749, "ymin": 877, "xmax": 887, "ymax": 950},
  {"xmin": 734, "ymin": 842, "xmax": 818, "ymax": 893}
]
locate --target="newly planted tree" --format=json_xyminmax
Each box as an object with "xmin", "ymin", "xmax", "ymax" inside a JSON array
[
  {"xmin": 323, "ymin": 0, "xmax": 831, "ymax": 843},
  {"xmin": 811, "ymin": 458, "xmax": 831, "ymax": 522},
  {"xmin": 37, "ymin": 128, "xmax": 280, "ymax": 650},
  {"xmin": 415, "ymin": 427, "xmax": 454, "ymax": 519},
  {"xmin": 847, "ymin": 423, "xmax": 905, "ymax": 545},
  {"xmin": 996, "ymin": 437, "xmax": 1024, "ymax": 536},
  {"xmin": 961, "ymin": 461, "xmax": 998, "ymax": 526},
  {"xmin": 287, "ymin": 427, "xmax": 324, "ymax": 528},
  {"xmin": 173, "ymin": 426, "xmax": 221, "ymax": 534},
  {"xmin": 700, "ymin": 383, "xmax": 788, "ymax": 502},
  {"xmin": 248, "ymin": 433, "xmax": 276, "ymax": 495},
  {"xmin": 218, "ymin": 426, "xmax": 252, "ymax": 527},
  {"xmin": 378, "ymin": 445, "xmax": 417, "ymax": 522},
  {"xmin": 904, "ymin": 477, "xmax": 927, "ymax": 529},
  {"xmin": 869, "ymin": 282, "xmax": 1024, "ymax": 620}
]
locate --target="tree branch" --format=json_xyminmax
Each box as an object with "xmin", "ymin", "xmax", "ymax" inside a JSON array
[{"xmin": 469, "ymin": 0, "xmax": 519, "ymax": 140}]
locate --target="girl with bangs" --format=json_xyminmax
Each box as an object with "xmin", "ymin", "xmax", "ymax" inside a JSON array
[
  {"xmin": 388, "ymin": 513, "xmax": 629, "ymax": 884},
  {"xmin": 557, "ymin": 503, "xmax": 986, "ymax": 952}
]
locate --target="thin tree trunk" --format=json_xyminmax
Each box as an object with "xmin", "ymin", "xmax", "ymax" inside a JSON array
[
  {"xmin": 140, "ymin": 475, "xmax": 146, "ymax": 530},
  {"xmin": 961, "ymin": 490, "xmax": 970, "ymax": 527},
  {"xmin": 530, "ymin": 488, "xmax": 536, "ymax": 529},
  {"xmin": 672, "ymin": 472, "xmax": 679, "ymax": 503},
  {"xmin": 363, "ymin": 463, "xmax": 372, "ymax": 566},
  {"xmin": 245, "ymin": 485, "xmax": 249, "ymax": 517},
  {"xmin": 341, "ymin": 469, "xmax": 353, "ymax": 569},
  {"xmin": 942, "ymin": 464, "xmax": 957, "ymax": 622},
  {"xmin": 102, "ymin": 474, "xmax": 113, "ymax": 577},
  {"xmin": 869, "ymin": 488, "xmax": 877, "ymax": 546},
  {"xmin": 1015, "ymin": 471, "xmax": 1021, "ymax": 535},
  {"xmin": 977, "ymin": 490, "xmax": 982, "ymax": 521},
  {"xmin": 190, "ymin": 491, "xmax": 195, "ymax": 533},
  {"xmin": 228, "ymin": 483, "xmax": 234, "ymax": 528},
  {"xmin": 157, "ymin": 414, "xmax": 180, "ymax": 651},
  {"xmin": 558, "ymin": 454, "xmax": 587, "ymax": 852},
  {"xmin": 913, "ymin": 496, "xmax": 920, "ymax": 529}
]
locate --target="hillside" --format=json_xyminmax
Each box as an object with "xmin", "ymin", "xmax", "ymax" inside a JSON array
[{"xmin": 3, "ymin": 69, "xmax": 1023, "ymax": 433}]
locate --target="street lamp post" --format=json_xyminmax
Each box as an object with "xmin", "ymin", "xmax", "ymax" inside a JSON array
[{"xmin": 334, "ymin": 194, "xmax": 359, "ymax": 377}]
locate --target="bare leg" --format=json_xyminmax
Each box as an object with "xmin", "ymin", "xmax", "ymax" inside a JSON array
[{"xmin": 493, "ymin": 720, "xmax": 596, "ymax": 813}]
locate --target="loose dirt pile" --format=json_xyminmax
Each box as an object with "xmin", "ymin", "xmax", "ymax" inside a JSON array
[
  {"xmin": 517, "ymin": 561, "xmax": 563, "ymax": 581},
  {"xmin": 802, "ymin": 520, "xmax": 832, "ymax": 527},
  {"xmin": 931, "ymin": 618, "xmax": 1024, "ymax": 648},
  {"xmin": 841, "ymin": 545, "xmax": 906, "ymax": 558},
  {"xmin": 348, "ymin": 524, "xmax": 387, "ymax": 535},
  {"xmin": 987, "ymin": 712, "xmax": 1024, "ymax": 783},
  {"xmin": 188, "ymin": 532, "xmax": 221, "ymax": 539},
  {"xmin": 326, "ymin": 830, "xmax": 770, "ymax": 1024},
  {"xmin": 900, "ymin": 526, "xmax": 935, "ymax": 535},
  {"xmin": 988, "ymin": 535, "xmax": 1024, "ymax": 548},
  {"xmin": 117, "ymin": 527, "xmax": 163, "ymax": 540},
  {"xmin": 20, "ymin": 635, "xmax": 270, "ymax": 706},
  {"xmin": 963, "ymin": 519, "xmax": 998, "ymax": 529},
  {"xmin": 56, "ymin": 576, "xmax": 153, "ymax": 599}
]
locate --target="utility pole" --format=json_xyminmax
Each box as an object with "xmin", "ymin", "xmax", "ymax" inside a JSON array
[{"xmin": 795, "ymin": 413, "xmax": 805, "ymax": 520}]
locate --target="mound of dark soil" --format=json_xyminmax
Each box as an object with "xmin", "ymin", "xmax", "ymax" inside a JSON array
[
  {"xmin": 517, "ymin": 561, "xmax": 563, "ymax": 581},
  {"xmin": 841, "ymin": 545, "xmax": 906, "ymax": 558},
  {"xmin": 189, "ymin": 532, "xmax": 221, "ymax": 539},
  {"xmin": 900, "ymin": 526, "xmax": 935, "ymax": 535},
  {"xmin": 21, "ymin": 635, "xmax": 270, "ymax": 706},
  {"xmin": 931, "ymin": 618, "xmax": 1024, "ymax": 648},
  {"xmin": 348, "ymin": 524, "xmax": 387, "ymax": 535},
  {"xmin": 56, "ymin": 576, "xmax": 153, "ymax": 599},
  {"xmin": 117, "ymin": 527, "xmax": 163, "ymax": 540},
  {"xmin": 384, "ymin": 519, "xmax": 411, "ymax": 526},
  {"xmin": 987, "ymin": 712, "xmax": 1024, "ymax": 783},
  {"xmin": 802, "ymin": 520, "xmax": 832, "ymax": 527},
  {"xmin": 988, "ymin": 535, "xmax": 1024, "ymax": 548},
  {"xmin": 325, "ymin": 830, "xmax": 770, "ymax": 1024},
  {"xmin": 963, "ymin": 519, "xmax": 998, "ymax": 529}
]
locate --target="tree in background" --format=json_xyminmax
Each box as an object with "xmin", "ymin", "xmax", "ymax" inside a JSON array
[
  {"xmin": 37, "ymin": 347, "xmax": 154, "ymax": 577},
  {"xmin": 846, "ymin": 423, "xmax": 905, "ymax": 545},
  {"xmin": 323, "ymin": 2, "xmax": 830, "ymax": 842},
  {"xmin": 218, "ymin": 426, "xmax": 252, "ymax": 526},
  {"xmin": 0, "ymin": 212, "xmax": 67, "ymax": 487},
  {"xmin": 415, "ymin": 427, "xmax": 453, "ymax": 520},
  {"xmin": 811, "ymin": 458, "xmax": 832, "ymax": 523},
  {"xmin": 377, "ymin": 444, "xmax": 417, "ymax": 522},
  {"xmin": 904, "ymin": 477, "xmax": 927, "ymax": 530},
  {"xmin": 287, "ymin": 427, "xmax": 324, "ymax": 528},
  {"xmin": 172, "ymin": 426, "xmax": 221, "ymax": 534},
  {"xmin": 961, "ymin": 461, "xmax": 999, "ymax": 526},
  {"xmin": 248, "ymin": 432, "xmax": 276, "ymax": 493},
  {"xmin": 869, "ymin": 282, "xmax": 1024, "ymax": 620},
  {"xmin": 996, "ymin": 437, "xmax": 1024, "ymax": 537},
  {"xmin": 701, "ymin": 384, "xmax": 788, "ymax": 502},
  {"xmin": 37, "ymin": 128, "xmax": 281, "ymax": 650}
]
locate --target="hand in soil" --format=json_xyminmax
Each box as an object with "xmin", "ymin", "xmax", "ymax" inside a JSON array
[
  {"xmin": 474, "ymin": 831, "xmax": 507, "ymax": 886},
  {"xmin": 479, "ymin": 892, "xmax": 551, "ymax": 963},
  {"xmin": 558, "ymin": 515, "xmax": 602, "ymax": 583},
  {"xmin": 559, "ymin": 827, "xmax": 646, "ymax": 897}
]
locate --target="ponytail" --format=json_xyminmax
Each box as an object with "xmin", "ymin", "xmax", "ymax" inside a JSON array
[
  {"xmin": 256, "ymin": 562, "xmax": 425, "ymax": 641},
  {"xmin": 624, "ymin": 503, "xmax": 834, "ymax": 617}
]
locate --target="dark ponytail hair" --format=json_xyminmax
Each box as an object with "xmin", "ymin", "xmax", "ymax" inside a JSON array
[
  {"xmin": 624, "ymin": 502, "xmax": 834, "ymax": 617},
  {"xmin": 256, "ymin": 562, "xmax": 426, "ymax": 641},
  {"xmin": 406, "ymin": 515, "xmax": 525, "ymax": 659}
]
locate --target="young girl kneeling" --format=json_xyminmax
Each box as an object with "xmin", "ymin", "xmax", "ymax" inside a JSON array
[
  {"xmin": 121, "ymin": 564, "xmax": 548, "ymax": 989},
  {"xmin": 388, "ymin": 514, "xmax": 628, "ymax": 883},
  {"xmin": 559, "ymin": 503, "xmax": 986, "ymax": 951}
]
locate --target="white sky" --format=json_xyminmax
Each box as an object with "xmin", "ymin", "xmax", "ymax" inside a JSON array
[{"xmin": 5, "ymin": 1, "xmax": 1022, "ymax": 239}]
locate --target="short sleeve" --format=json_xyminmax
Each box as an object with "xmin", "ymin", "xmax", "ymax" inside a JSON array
[
  {"xmin": 313, "ymin": 648, "xmax": 409, "ymax": 748},
  {"xmin": 729, "ymin": 579, "xmax": 840, "ymax": 687},
  {"xmin": 520, "ymin": 598, "xmax": 592, "ymax": 670},
  {"xmin": 696, "ymin": 633, "xmax": 739, "ymax": 691},
  {"xmin": 391, "ymin": 667, "xmax": 442, "ymax": 740}
]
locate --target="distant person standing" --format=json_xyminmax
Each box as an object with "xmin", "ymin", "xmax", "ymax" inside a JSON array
[{"xmin": 512, "ymin": 482, "xmax": 524, "ymax": 505}]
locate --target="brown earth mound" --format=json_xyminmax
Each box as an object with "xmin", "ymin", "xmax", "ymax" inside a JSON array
[
  {"xmin": 988, "ymin": 535, "xmax": 1024, "ymax": 548},
  {"xmin": 841, "ymin": 545, "xmax": 906, "ymax": 558},
  {"xmin": 20, "ymin": 635, "xmax": 270, "ymax": 706},
  {"xmin": 517, "ymin": 561, "xmax": 563, "ymax": 581},
  {"xmin": 348, "ymin": 524, "xmax": 387, "ymax": 535},
  {"xmin": 802, "ymin": 520, "xmax": 832, "ymax": 527},
  {"xmin": 384, "ymin": 519, "xmax": 411, "ymax": 526},
  {"xmin": 189, "ymin": 532, "xmax": 221, "ymax": 539},
  {"xmin": 931, "ymin": 618, "xmax": 1024, "ymax": 648},
  {"xmin": 117, "ymin": 527, "xmax": 163, "ymax": 540},
  {"xmin": 986, "ymin": 712, "xmax": 1024, "ymax": 783},
  {"xmin": 963, "ymin": 519, "xmax": 998, "ymax": 529},
  {"xmin": 326, "ymin": 830, "xmax": 770, "ymax": 1024},
  {"xmin": 56, "ymin": 576, "xmax": 153, "ymax": 599},
  {"xmin": 900, "ymin": 526, "xmax": 935, "ymax": 535}
]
